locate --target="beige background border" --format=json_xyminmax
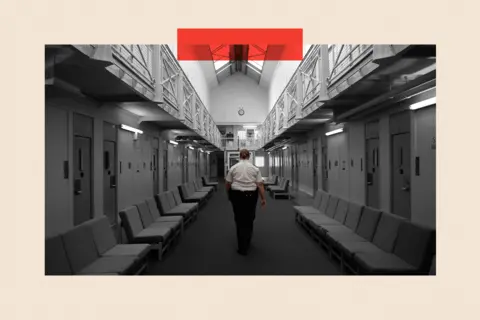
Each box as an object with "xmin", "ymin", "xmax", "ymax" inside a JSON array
[{"xmin": 2, "ymin": 0, "xmax": 479, "ymax": 318}]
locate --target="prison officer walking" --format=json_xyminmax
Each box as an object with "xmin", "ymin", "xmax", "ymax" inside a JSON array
[{"xmin": 225, "ymin": 149, "xmax": 266, "ymax": 255}]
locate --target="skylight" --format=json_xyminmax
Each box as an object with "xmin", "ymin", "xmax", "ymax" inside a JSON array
[
  {"xmin": 247, "ymin": 44, "xmax": 267, "ymax": 72},
  {"xmin": 214, "ymin": 60, "xmax": 229, "ymax": 70},
  {"xmin": 209, "ymin": 44, "xmax": 268, "ymax": 75},
  {"xmin": 210, "ymin": 44, "xmax": 230, "ymax": 72}
]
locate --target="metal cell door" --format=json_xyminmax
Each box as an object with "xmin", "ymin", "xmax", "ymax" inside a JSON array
[
  {"xmin": 322, "ymin": 146, "xmax": 329, "ymax": 192},
  {"xmin": 163, "ymin": 149, "xmax": 168, "ymax": 191},
  {"xmin": 366, "ymin": 138, "xmax": 380, "ymax": 208},
  {"xmin": 74, "ymin": 136, "xmax": 92, "ymax": 225},
  {"xmin": 392, "ymin": 133, "xmax": 411, "ymax": 219},
  {"xmin": 103, "ymin": 140, "xmax": 118, "ymax": 237},
  {"xmin": 152, "ymin": 147, "xmax": 159, "ymax": 195},
  {"xmin": 313, "ymin": 139, "xmax": 318, "ymax": 193}
]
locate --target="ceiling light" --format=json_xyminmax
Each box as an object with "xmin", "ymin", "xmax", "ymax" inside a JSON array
[
  {"xmin": 188, "ymin": 146, "xmax": 194, "ymax": 150},
  {"xmin": 282, "ymin": 146, "xmax": 288, "ymax": 150},
  {"xmin": 325, "ymin": 128, "xmax": 344, "ymax": 136},
  {"xmin": 168, "ymin": 140, "xmax": 178, "ymax": 145},
  {"xmin": 410, "ymin": 97, "xmax": 436, "ymax": 110},
  {"xmin": 121, "ymin": 124, "xmax": 143, "ymax": 134}
]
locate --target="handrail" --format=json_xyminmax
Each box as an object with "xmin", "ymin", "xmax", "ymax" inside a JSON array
[
  {"xmin": 111, "ymin": 45, "xmax": 154, "ymax": 86},
  {"xmin": 328, "ymin": 44, "xmax": 373, "ymax": 83},
  {"xmin": 161, "ymin": 45, "xmax": 218, "ymax": 131},
  {"xmin": 163, "ymin": 45, "xmax": 221, "ymax": 148},
  {"xmin": 268, "ymin": 44, "xmax": 318, "ymax": 113},
  {"xmin": 258, "ymin": 44, "xmax": 374, "ymax": 148}
]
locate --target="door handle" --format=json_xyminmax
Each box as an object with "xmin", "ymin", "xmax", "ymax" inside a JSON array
[{"xmin": 74, "ymin": 179, "xmax": 82, "ymax": 195}]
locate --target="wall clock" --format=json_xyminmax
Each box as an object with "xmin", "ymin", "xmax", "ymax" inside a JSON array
[{"xmin": 238, "ymin": 107, "xmax": 245, "ymax": 116}]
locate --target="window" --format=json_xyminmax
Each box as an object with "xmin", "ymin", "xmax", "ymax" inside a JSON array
[
  {"xmin": 210, "ymin": 45, "xmax": 231, "ymax": 73},
  {"xmin": 255, "ymin": 156, "xmax": 264, "ymax": 167}
]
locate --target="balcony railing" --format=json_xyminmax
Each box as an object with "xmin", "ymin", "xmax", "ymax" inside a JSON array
[
  {"xmin": 327, "ymin": 44, "xmax": 373, "ymax": 85},
  {"xmin": 111, "ymin": 45, "xmax": 155, "ymax": 88},
  {"xmin": 221, "ymin": 138, "xmax": 262, "ymax": 151},
  {"xmin": 102, "ymin": 44, "xmax": 222, "ymax": 149},
  {"xmin": 257, "ymin": 44, "xmax": 375, "ymax": 148}
]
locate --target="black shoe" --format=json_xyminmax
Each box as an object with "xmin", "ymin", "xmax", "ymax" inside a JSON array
[{"xmin": 237, "ymin": 249, "xmax": 248, "ymax": 256}]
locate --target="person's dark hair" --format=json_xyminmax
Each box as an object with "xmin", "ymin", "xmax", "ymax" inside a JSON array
[{"xmin": 239, "ymin": 149, "xmax": 250, "ymax": 159}]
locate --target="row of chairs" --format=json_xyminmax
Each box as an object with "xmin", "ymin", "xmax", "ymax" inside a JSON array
[
  {"xmin": 45, "ymin": 177, "xmax": 218, "ymax": 275},
  {"xmin": 294, "ymin": 189, "xmax": 436, "ymax": 275},
  {"xmin": 265, "ymin": 175, "xmax": 291, "ymax": 199}
]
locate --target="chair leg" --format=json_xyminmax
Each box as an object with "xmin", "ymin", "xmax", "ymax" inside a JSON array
[{"xmin": 157, "ymin": 242, "xmax": 163, "ymax": 261}]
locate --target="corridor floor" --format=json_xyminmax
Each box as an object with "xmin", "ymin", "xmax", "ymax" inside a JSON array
[{"xmin": 147, "ymin": 184, "xmax": 341, "ymax": 275}]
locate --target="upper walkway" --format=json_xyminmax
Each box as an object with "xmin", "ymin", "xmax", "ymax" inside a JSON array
[{"xmin": 46, "ymin": 44, "xmax": 435, "ymax": 153}]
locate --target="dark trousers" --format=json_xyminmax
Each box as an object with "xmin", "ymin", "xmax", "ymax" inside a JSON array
[{"xmin": 230, "ymin": 189, "xmax": 258, "ymax": 252}]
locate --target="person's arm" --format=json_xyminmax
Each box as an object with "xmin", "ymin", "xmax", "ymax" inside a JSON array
[
  {"xmin": 255, "ymin": 170, "xmax": 266, "ymax": 208},
  {"xmin": 225, "ymin": 168, "xmax": 233, "ymax": 195}
]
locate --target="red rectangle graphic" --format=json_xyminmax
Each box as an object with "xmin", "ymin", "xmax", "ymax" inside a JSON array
[{"xmin": 177, "ymin": 28, "xmax": 303, "ymax": 61}]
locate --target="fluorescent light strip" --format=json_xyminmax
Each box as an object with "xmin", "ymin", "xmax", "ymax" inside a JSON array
[
  {"xmin": 199, "ymin": 149, "xmax": 204, "ymax": 153},
  {"xmin": 243, "ymin": 125, "xmax": 257, "ymax": 129},
  {"xmin": 121, "ymin": 124, "xmax": 143, "ymax": 134},
  {"xmin": 282, "ymin": 146, "xmax": 288, "ymax": 150},
  {"xmin": 410, "ymin": 97, "xmax": 436, "ymax": 110},
  {"xmin": 325, "ymin": 128, "xmax": 344, "ymax": 136},
  {"xmin": 168, "ymin": 140, "xmax": 178, "ymax": 145},
  {"xmin": 188, "ymin": 146, "xmax": 194, "ymax": 150}
]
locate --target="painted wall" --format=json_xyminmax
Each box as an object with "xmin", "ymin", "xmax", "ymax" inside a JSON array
[
  {"xmin": 166, "ymin": 142, "xmax": 183, "ymax": 190},
  {"xmin": 209, "ymin": 73, "xmax": 269, "ymax": 124},
  {"xmin": 46, "ymin": 88, "xmax": 160, "ymax": 237},
  {"xmin": 267, "ymin": 45, "xmax": 313, "ymax": 111},
  {"xmin": 348, "ymin": 122, "xmax": 366, "ymax": 205},
  {"xmin": 167, "ymin": 44, "xmax": 213, "ymax": 110},
  {"xmin": 411, "ymin": 106, "xmax": 436, "ymax": 228},
  {"xmin": 267, "ymin": 105, "xmax": 436, "ymax": 230},
  {"xmin": 297, "ymin": 140, "xmax": 314, "ymax": 196},
  {"xmin": 379, "ymin": 116, "xmax": 392, "ymax": 212},
  {"xmin": 45, "ymin": 88, "xmax": 203, "ymax": 238},
  {"xmin": 268, "ymin": 61, "xmax": 301, "ymax": 112},
  {"xmin": 254, "ymin": 151, "xmax": 269, "ymax": 177}
]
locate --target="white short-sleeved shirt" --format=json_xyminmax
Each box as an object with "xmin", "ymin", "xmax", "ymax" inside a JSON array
[{"xmin": 226, "ymin": 159, "xmax": 263, "ymax": 191}]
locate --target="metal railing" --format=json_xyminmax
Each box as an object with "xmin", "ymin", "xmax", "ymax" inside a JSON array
[
  {"xmin": 327, "ymin": 44, "xmax": 373, "ymax": 85},
  {"xmin": 107, "ymin": 44, "xmax": 222, "ymax": 149},
  {"xmin": 111, "ymin": 45, "xmax": 155, "ymax": 87},
  {"xmin": 257, "ymin": 44, "xmax": 375, "ymax": 149},
  {"xmin": 221, "ymin": 138, "xmax": 262, "ymax": 151}
]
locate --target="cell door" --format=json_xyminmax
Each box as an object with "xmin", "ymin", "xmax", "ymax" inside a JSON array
[
  {"xmin": 205, "ymin": 154, "xmax": 208, "ymax": 177},
  {"xmin": 294, "ymin": 151, "xmax": 299, "ymax": 191},
  {"xmin": 290, "ymin": 152, "xmax": 295, "ymax": 191},
  {"xmin": 73, "ymin": 136, "xmax": 92, "ymax": 225},
  {"xmin": 183, "ymin": 149, "xmax": 188, "ymax": 183},
  {"xmin": 313, "ymin": 140, "xmax": 318, "ymax": 193},
  {"xmin": 392, "ymin": 133, "xmax": 411, "ymax": 219},
  {"xmin": 152, "ymin": 147, "xmax": 159, "ymax": 195},
  {"xmin": 162, "ymin": 149, "xmax": 168, "ymax": 191},
  {"xmin": 366, "ymin": 138, "xmax": 380, "ymax": 208},
  {"xmin": 103, "ymin": 140, "xmax": 118, "ymax": 237},
  {"xmin": 196, "ymin": 151, "xmax": 199, "ymax": 178},
  {"xmin": 322, "ymin": 146, "xmax": 329, "ymax": 192}
]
